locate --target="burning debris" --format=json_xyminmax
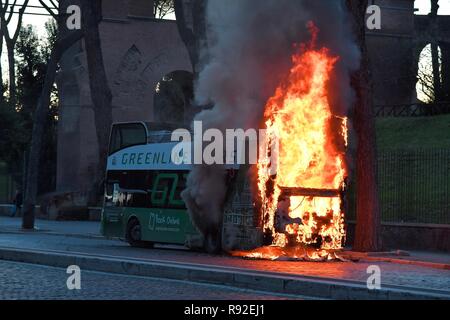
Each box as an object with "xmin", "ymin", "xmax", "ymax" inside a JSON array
[{"xmin": 230, "ymin": 246, "xmax": 348, "ymax": 262}]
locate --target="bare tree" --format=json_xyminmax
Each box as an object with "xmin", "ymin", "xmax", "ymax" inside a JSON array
[
  {"xmin": 430, "ymin": 0, "xmax": 444, "ymax": 102},
  {"xmin": 80, "ymin": 0, "xmax": 113, "ymax": 204},
  {"xmin": 346, "ymin": 0, "xmax": 382, "ymax": 252},
  {"xmin": 154, "ymin": 0, "xmax": 174, "ymax": 19},
  {"xmin": 0, "ymin": 0, "xmax": 30, "ymax": 106},
  {"xmin": 22, "ymin": 0, "xmax": 83, "ymax": 229}
]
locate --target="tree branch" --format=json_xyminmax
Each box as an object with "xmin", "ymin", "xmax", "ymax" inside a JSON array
[
  {"xmin": 1, "ymin": 0, "xmax": 9, "ymax": 13},
  {"xmin": 0, "ymin": 0, "xmax": 10, "ymax": 16},
  {"xmin": 12, "ymin": 0, "xmax": 29, "ymax": 43},
  {"xmin": 49, "ymin": 0, "xmax": 58, "ymax": 10},
  {"xmin": 39, "ymin": 0, "xmax": 58, "ymax": 20},
  {"xmin": 6, "ymin": 0, "xmax": 18, "ymax": 24}
]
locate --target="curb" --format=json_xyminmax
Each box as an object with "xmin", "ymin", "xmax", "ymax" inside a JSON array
[{"xmin": 0, "ymin": 246, "xmax": 449, "ymax": 300}]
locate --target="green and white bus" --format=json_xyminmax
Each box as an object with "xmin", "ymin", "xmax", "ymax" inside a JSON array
[{"xmin": 101, "ymin": 122, "xmax": 204, "ymax": 249}]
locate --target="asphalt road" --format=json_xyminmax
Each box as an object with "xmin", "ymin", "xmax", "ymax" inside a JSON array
[
  {"xmin": 0, "ymin": 260, "xmax": 304, "ymax": 300},
  {"xmin": 0, "ymin": 230, "xmax": 449, "ymax": 292}
]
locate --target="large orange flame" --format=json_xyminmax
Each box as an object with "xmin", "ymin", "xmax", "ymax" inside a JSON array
[{"xmin": 254, "ymin": 23, "xmax": 348, "ymax": 259}]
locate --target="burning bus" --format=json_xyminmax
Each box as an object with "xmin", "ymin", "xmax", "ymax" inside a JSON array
[{"xmin": 102, "ymin": 24, "xmax": 350, "ymax": 260}]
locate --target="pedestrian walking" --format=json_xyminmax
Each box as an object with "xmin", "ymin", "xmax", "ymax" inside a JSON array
[{"xmin": 12, "ymin": 189, "xmax": 23, "ymax": 217}]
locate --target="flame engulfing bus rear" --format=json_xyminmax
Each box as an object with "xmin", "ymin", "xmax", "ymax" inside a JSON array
[{"xmin": 233, "ymin": 24, "xmax": 349, "ymax": 261}]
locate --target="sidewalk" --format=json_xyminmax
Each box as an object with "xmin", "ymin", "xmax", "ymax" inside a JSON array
[
  {"xmin": 0, "ymin": 217, "xmax": 449, "ymax": 299},
  {"xmin": 0, "ymin": 216, "xmax": 101, "ymax": 239},
  {"xmin": 1, "ymin": 216, "xmax": 449, "ymax": 267}
]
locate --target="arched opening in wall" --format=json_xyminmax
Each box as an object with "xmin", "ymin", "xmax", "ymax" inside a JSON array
[
  {"xmin": 153, "ymin": 71, "xmax": 194, "ymax": 125},
  {"xmin": 416, "ymin": 43, "xmax": 442, "ymax": 103}
]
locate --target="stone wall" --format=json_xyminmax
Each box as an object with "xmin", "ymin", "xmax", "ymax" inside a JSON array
[
  {"xmin": 346, "ymin": 222, "xmax": 450, "ymax": 252},
  {"xmin": 367, "ymin": 0, "xmax": 417, "ymax": 105}
]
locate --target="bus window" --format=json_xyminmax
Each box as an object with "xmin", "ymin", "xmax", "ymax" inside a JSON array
[
  {"xmin": 109, "ymin": 123, "xmax": 147, "ymax": 155},
  {"xmin": 105, "ymin": 171, "xmax": 189, "ymax": 209},
  {"xmin": 112, "ymin": 183, "xmax": 120, "ymax": 204},
  {"xmin": 104, "ymin": 181, "xmax": 121, "ymax": 207}
]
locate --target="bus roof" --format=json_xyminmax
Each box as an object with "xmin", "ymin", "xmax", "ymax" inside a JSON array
[{"xmin": 144, "ymin": 122, "xmax": 188, "ymax": 133}]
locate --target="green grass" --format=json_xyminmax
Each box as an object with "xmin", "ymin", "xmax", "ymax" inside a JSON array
[
  {"xmin": 347, "ymin": 115, "xmax": 450, "ymax": 224},
  {"xmin": 376, "ymin": 114, "xmax": 450, "ymax": 150}
]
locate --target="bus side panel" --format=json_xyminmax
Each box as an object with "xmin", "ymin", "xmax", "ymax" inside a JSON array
[
  {"xmin": 101, "ymin": 207, "xmax": 126, "ymax": 238},
  {"xmin": 122, "ymin": 207, "xmax": 195, "ymax": 245}
]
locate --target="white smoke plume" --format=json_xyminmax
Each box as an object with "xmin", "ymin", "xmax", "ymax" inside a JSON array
[{"xmin": 181, "ymin": 0, "xmax": 360, "ymax": 246}]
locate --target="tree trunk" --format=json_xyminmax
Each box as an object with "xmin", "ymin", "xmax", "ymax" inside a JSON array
[
  {"xmin": 430, "ymin": 1, "xmax": 442, "ymax": 102},
  {"xmin": 174, "ymin": 0, "xmax": 209, "ymax": 123},
  {"xmin": 6, "ymin": 42, "xmax": 16, "ymax": 106},
  {"xmin": 346, "ymin": 0, "xmax": 382, "ymax": 252},
  {"xmin": 174, "ymin": 0, "xmax": 208, "ymax": 76},
  {"xmin": 174, "ymin": 0, "xmax": 198, "ymax": 71},
  {"xmin": 22, "ymin": 31, "xmax": 83, "ymax": 229},
  {"xmin": 81, "ymin": 0, "xmax": 113, "ymax": 204},
  {"xmin": 192, "ymin": 0, "xmax": 208, "ymax": 73},
  {"xmin": 440, "ymin": 42, "xmax": 450, "ymax": 101},
  {"xmin": 2, "ymin": 0, "xmax": 29, "ymax": 106},
  {"xmin": 431, "ymin": 43, "xmax": 442, "ymax": 101}
]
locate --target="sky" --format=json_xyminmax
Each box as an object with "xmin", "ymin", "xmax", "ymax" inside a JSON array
[{"xmin": 8, "ymin": 0, "xmax": 52, "ymax": 37}]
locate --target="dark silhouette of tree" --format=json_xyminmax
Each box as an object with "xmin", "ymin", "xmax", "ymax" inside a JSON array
[
  {"xmin": 22, "ymin": 0, "xmax": 83, "ymax": 229},
  {"xmin": 16, "ymin": 24, "xmax": 59, "ymax": 195},
  {"xmin": 346, "ymin": 0, "xmax": 382, "ymax": 252},
  {"xmin": 0, "ymin": 100, "xmax": 27, "ymax": 172},
  {"xmin": 80, "ymin": 0, "xmax": 113, "ymax": 204},
  {"xmin": 0, "ymin": 0, "xmax": 30, "ymax": 106},
  {"xmin": 173, "ymin": 0, "xmax": 208, "ymax": 121},
  {"xmin": 173, "ymin": 0, "xmax": 208, "ymax": 76},
  {"xmin": 429, "ymin": 0, "xmax": 445, "ymax": 102},
  {"xmin": 441, "ymin": 43, "xmax": 450, "ymax": 101}
]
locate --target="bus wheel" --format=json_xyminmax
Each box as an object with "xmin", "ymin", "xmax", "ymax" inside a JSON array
[
  {"xmin": 126, "ymin": 218, "xmax": 153, "ymax": 248},
  {"xmin": 204, "ymin": 233, "xmax": 221, "ymax": 254}
]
